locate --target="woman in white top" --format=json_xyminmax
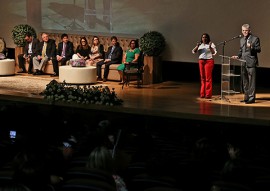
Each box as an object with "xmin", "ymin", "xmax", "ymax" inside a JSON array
[{"xmin": 192, "ymin": 33, "xmax": 217, "ymax": 99}]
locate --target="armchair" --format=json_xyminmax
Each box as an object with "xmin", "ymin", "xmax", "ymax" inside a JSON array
[{"xmin": 122, "ymin": 52, "xmax": 144, "ymax": 89}]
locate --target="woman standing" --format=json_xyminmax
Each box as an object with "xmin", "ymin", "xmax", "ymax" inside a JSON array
[{"xmin": 192, "ymin": 33, "xmax": 217, "ymax": 99}]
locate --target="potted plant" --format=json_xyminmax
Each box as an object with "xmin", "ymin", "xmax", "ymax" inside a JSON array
[
  {"xmin": 139, "ymin": 31, "xmax": 166, "ymax": 84},
  {"xmin": 11, "ymin": 24, "xmax": 37, "ymax": 47},
  {"xmin": 11, "ymin": 24, "xmax": 37, "ymax": 69},
  {"xmin": 139, "ymin": 31, "xmax": 166, "ymax": 57}
]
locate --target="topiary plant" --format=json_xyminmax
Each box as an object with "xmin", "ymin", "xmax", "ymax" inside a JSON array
[
  {"xmin": 139, "ymin": 31, "xmax": 166, "ymax": 56},
  {"xmin": 11, "ymin": 24, "xmax": 37, "ymax": 47}
]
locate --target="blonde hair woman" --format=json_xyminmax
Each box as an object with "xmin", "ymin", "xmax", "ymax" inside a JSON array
[{"xmin": 88, "ymin": 36, "xmax": 105, "ymax": 66}]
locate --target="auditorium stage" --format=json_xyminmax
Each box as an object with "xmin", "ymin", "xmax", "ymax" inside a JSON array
[{"xmin": 0, "ymin": 74, "xmax": 270, "ymax": 127}]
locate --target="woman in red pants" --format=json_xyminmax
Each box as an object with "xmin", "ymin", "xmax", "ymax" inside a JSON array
[{"xmin": 192, "ymin": 33, "xmax": 217, "ymax": 99}]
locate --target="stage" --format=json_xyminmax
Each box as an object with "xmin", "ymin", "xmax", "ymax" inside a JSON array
[{"xmin": 0, "ymin": 74, "xmax": 270, "ymax": 128}]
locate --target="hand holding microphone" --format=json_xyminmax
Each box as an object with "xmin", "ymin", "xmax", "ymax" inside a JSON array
[{"xmin": 196, "ymin": 41, "xmax": 201, "ymax": 47}]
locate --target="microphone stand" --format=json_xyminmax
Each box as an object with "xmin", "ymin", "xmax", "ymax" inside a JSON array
[{"xmin": 217, "ymin": 37, "xmax": 238, "ymax": 64}]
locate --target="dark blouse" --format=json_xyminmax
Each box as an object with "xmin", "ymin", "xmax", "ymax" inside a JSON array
[{"xmin": 75, "ymin": 45, "xmax": 91, "ymax": 59}]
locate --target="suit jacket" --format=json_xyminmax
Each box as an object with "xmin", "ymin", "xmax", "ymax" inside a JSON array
[
  {"xmin": 37, "ymin": 39, "xmax": 57, "ymax": 59},
  {"xmin": 105, "ymin": 43, "xmax": 123, "ymax": 64},
  {"xmin": 238, "ymin": 34, "xmax": 261, "ymax": 67},
  {"xmin": 24, "ymin": 38, "xmax": 40, "ymax": 56},
  {"xmin": 57, "ymin": 41, "xmax": 74, "ymax": 60}
]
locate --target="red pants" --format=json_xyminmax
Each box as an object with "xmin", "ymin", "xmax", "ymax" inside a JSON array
[{"xmin": 198, "ymin": 59, "xmax": 214, "ymax": 98}]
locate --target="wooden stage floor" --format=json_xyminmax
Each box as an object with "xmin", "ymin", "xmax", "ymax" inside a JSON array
[{"xmin": 0, "ymin": 74, "xmax": 270, "ymax": 127}]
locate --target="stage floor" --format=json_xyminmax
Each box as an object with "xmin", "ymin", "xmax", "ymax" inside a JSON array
[{"xmin": 0, "ymin": 74, "xmax": 270, "ymax": 127}]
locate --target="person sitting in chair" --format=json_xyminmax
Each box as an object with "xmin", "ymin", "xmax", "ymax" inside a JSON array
[
  {"xmin": 54, "ymin": 33, "xmax": 74, "ymax": 76},
  {"xmin": 117, "ymin": 39, "xmax": 140, "ymax": 84},
  {"xmin": 96, "ymin": 36, "xmax": 123, "ymax": 82},
  {"xmin": 32, "ymin": 32, "xmax": 58, "ymax": 75}
]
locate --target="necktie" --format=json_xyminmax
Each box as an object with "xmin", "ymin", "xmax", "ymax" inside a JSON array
[
  {"xmin": 109, "ymin": 46, "xmax": 115, "ymax": 59},
  {"xmin": 41, "ymin": 42, "xmax": 47, "ymax": 58},
  {"xmin": 62, "ymin": 43, "xmax": 66, "ymax": 57}
]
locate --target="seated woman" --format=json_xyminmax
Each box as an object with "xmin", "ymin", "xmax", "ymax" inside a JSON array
[
  {"xmin": 87, "ymin": 36, "xmax": 105, "ymax": 66},
  {"xmin": 72, "ymin": 37, "xmax": 91, "ymax": 64},
  {"xmin": 117, "ymin": 39, "xmax": 140, "ymax": 84}
]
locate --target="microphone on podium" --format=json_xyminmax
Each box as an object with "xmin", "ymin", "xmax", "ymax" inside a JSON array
[{"xmin": 231, "ymin": 35, "xmax": 242, "ymax": 40}]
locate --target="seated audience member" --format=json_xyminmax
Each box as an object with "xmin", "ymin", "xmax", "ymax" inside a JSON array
[
  {"xmin": 117, "ymin": 39, "xmax": 140, "ymax": 84},
  {"xmin": 17, "ymin": 32, "xmax": 39, "ymax": 74},
  {"xmin": 96, "ymin": 36, "xmax": 123, "ymax": 82},
  {"xmin": 88, "ymin": 36, "xmax": 105, "ymax": 66},
  {"xmin": 54, "ymin": 33, "xmax": 74, "ymax": 77},
  {"xmin": 12, "ymin": 140, "xmax": 63, "ymax": 191},
  {"xmin": 86, "ymin": 146, "xmax": 128, "ymax": 191},
  {"xmin": 72, "ymin": 36, "xmax": 91, "ymax": 66},
  {"xmin": 32, "ymin": 32, "xmax": 58, "ymax": 75}
]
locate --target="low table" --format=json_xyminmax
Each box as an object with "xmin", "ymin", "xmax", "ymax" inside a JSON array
[
  {"xmin": 59, "ymin": 65, "xmax": 97, "ymax": 84},
  {"xmin": 0, "ymin": 59, "xmax": 15, "ymax": 76}
]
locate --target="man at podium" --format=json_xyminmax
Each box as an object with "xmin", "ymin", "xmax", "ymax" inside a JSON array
[{"xmin": 232, "ymin": 24, "xmax": 261, "ymax": 104}]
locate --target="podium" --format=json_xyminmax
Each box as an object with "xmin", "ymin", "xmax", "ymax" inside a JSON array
[{"xmin": 220, "ymin": 55, "xmax": 246, "ymax": 101}]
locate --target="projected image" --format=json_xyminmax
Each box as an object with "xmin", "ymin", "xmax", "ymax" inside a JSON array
[
  {"xmin": 43, "ymin": 0, "xmax": 112, "ymax": 32},
  {"xmin": 24, "ymin": 0, "xmax": 150, "ymax": 35}
]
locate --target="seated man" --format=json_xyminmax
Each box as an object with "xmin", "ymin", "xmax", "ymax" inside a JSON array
[
  {"xmin": 54, "ymin": 33, "xmax": 74, "ymax": 77},
  {"xmin": 32, "ymin": 32, "xmax": 57, "ymax": 75},
  {"xmin": 96, "ymin": 36, "xmax": 123, "ymax": 82},
  {"xmin": 17, "ymin": 32, "xmax": 39, "ymax": 74}
]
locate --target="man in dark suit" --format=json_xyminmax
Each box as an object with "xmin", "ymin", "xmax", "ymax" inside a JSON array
[
  {"xmin": 96, "ymin": 36, "xmax": 123, "ymax": 82},
  {"xmin": 32, "ymin": 32, "xmax": 58, "ymax": 75},
  {"xmin": 54, "ymin": 33, "xmax": 74, "ymax": 77},
  {"xmin": 17, "ymin": 32, "xmax": 40, "ymax": 74},
  {"xmin": 232, "ymin": 24, "xmax": 261, "ymax": 104}
]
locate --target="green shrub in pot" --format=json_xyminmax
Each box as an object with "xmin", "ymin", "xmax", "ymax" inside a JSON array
[
  {"xmin": 11, "ymin": 24, "xmax": 37, "ymax": 47},
  {"xmin": 139, "ymin": 31, "xmax": 166, "ymax": 56}
]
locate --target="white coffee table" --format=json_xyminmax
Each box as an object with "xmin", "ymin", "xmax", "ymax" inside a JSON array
[
  {"xmin": 0, "ymin": 59, "xmax": 15, "ymax": 76},
  {"xmin": 59, "ymin": 65, "xmax": 97, "ymax": 84}
]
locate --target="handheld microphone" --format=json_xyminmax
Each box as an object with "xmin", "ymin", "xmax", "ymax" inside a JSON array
[
  {"xmin": 232, "ymin": 35, "xmax": 242, "ymax": 40},
  {"xmin": 197, "ymin": 41, "xmax": 202, "ymax": 45}
]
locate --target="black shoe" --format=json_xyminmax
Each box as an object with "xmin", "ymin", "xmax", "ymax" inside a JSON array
[
  {"xmin": 103, "ymin": 78, "xmax": 107, "ymax": 82},
  {"xmin": 17, "ymin": 69, "xmax": 26, "ymax": 73},
  {"xmin": 28, "ymin": 71, "xmax": 33, "ymax": 74},
  {"xmin": 97, "ymin": 77, "xmax": 103, "ymax": 81},
  {"xmin": 245, "ymin": 100, "xmax": 255, "ymax": 104},
  {"xmin": 240, "ymin": 100, "xmax": 248, "ymax": 103},
  {"xmin": 50, "ymin": 73, "xmax": 59, "ymax": 77},
  {"xmin": 33, "ymin": 70, "xmax": 42, "ymax": 75}
]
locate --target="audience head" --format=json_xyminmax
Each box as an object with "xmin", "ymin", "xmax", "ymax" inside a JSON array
[{"xmin": 86, "ymin": 146, "xmax": 114, "ymax": 174}]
